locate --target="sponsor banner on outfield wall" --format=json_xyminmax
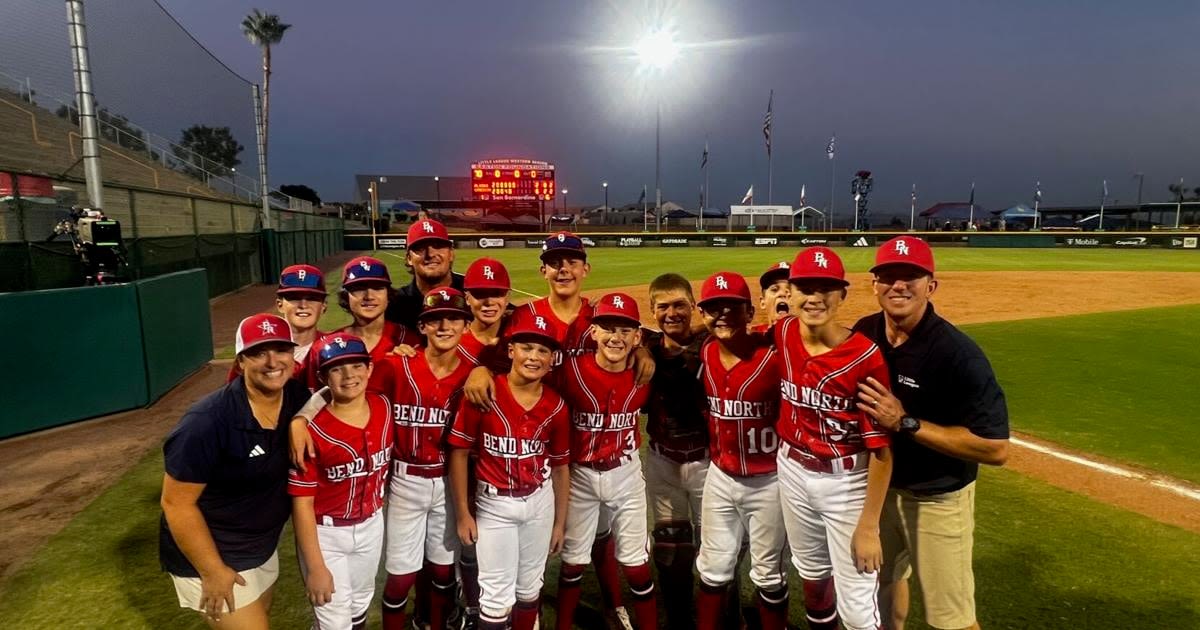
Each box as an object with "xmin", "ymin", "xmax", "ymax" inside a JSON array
[
  {"xmin": 525, "ymin": 238, "xmax": 544, "ymax": 247},
  {"xmin": 710, "ymin": 236, "xmax": 729, "ymax": 247},
  {"xmin": 1113, "ymin": 237, "xmax": 1149, "ymax": 248},
  {"xmin": 582, "ymin": 237, "xmax": 597, "ymax": 247},
  {"xmin": 1169, "ymin": 237, "xmax": 1199, "ymax": 249},
  {"xmin": 478, "ymin": 238, "xmax": 505, "ymax": 248},
  {"xmin": 661, "ymin": 237, "xmax": 690, "ymax": 246},
  {"xmin": 1063, "ymin": 237, "xmax": 1101, "ymax": 247},
  {"xmin": 618, "ymin": 237, "xmax": 643, "ymax": 247},
  {"xmin": 798, "ymin": 237, "xmax": 829, "ymax": 245},
  {"xmin": 378, "ymin": 237, "xmax": 407, "ymax": 249},
  {"xmin": 753, "ymin": 237, "xmax": 779, "ymax": 246},
  {"xmin": 848, "ymin": 236, "xmax": 874, "ymax": 247}
]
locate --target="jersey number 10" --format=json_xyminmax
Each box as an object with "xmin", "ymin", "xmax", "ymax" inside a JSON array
[{"xmin": 745, "ymin": 426, "xmax": 779, "ymax": 455}]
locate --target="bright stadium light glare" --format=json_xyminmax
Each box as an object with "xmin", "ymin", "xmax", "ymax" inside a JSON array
[{"xmin": 634, "ymin": 29, "xmax": 679, "ymax": 71}]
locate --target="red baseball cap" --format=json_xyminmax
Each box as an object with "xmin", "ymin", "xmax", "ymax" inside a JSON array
[
  {"xmin": 420, "ymin": 287, "xmax": 473, "ymax": 322},
  {"xmin": 463, "ymin": 257, "xmax": 511, "ymax": 292},
  {"xmin": 593, "ymin": 292, "xmax": 641, "ymax": 327},
  {"xmin": 759, "ymin": 261, "xmax": 791, "ymax": 289},
  {"xmin": 506, "ymin": 307, "xmax": 561, "ymax": 350},
  {"xmin": 698, "ymin": 271, "xmax": 752, "ymax": 307},
  {"xmin": 235, "ymin": 313, "xmax": 295, "ymax": 355},
  {"xmin": 277, "ymin": 264, "xmax": 326, "ymax": 296},
  {"xmin": 871, "ymin": 236, "xmax": 935, "ymax": 275},
  {"xmin": 342, "ymin": 256, "xmax": 391, "ymax": 289},
  {"xmin": 789, "ymin": 246, "xmax": 849, "ymax": 286},
  {"xmin": 407, "ymin": 218, "xmax": 452, "ymax": 250}
]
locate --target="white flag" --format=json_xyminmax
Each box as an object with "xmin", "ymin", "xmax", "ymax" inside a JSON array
[
  {"xmin": 800, "ymin": 184, "xmax": 807, "ymax": 206},
  {"xmin": 741, "ymin": 185, "xmax": 754, "ymax": 204}
]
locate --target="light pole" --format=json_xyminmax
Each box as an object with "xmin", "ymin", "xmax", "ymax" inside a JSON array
[
  {"xmin": 602, "ymin": 181, "xmax": 609, "ymax": 225},
  {"xmin": 635, "ymin": 29, "xmax": 679, "ymax": 233},
  {"xmin": 1134, "ymin": 172, "xmax": 1145, "ymax": 230},
  {"xmin": 561, "ymin": 188, "xmax": 568, "ymax": 214},
  {"xmin": 434, "ymin": 175, "xmax": 441, "ymax": 202}
]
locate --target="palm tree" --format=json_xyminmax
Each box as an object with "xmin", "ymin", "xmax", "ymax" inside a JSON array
[{"xmin": 241, "ymin": 10, "xmax": 290, "ymax": 166}]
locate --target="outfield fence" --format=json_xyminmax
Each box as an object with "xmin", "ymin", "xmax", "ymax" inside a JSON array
[{"xmin": 344, "ymin": 231, "xmax": 1200, "ymax": 251}]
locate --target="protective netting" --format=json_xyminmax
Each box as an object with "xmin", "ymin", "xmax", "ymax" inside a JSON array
[{"xmin": 0, "ymin": 0, "xmax": 261, "ymax": 200}]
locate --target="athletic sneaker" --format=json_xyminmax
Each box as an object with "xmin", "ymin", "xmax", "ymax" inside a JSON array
[{"xmin": 611, "ymin": 606, "xmax": 634, "ymax": 630}]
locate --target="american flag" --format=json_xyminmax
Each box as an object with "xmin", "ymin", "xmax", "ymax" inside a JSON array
[
  {"xmin": 826, "ymin": 135, "xmax": 836, "ymax": 160},
  {"xmin": 763, "ymin": 90, "xmax": 773, "ymax": 157}
]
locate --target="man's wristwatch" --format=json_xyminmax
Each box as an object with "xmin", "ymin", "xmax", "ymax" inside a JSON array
[{"xmin": 899, "ymin": 415, "xmax": 921, "ymax": 433}]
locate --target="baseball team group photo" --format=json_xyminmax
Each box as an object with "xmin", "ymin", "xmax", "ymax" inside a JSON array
[{"xmin": 2, "ymin": 2, "xmax": 1199, "ymax": 630}]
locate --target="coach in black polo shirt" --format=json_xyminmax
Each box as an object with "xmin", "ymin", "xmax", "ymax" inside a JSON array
[
  {"xmin": 385, "ymin": 218, "xmax": 465, "ymax": 329},
  {"xmin": 854, "ymin": 236, "xmax": 1009, "ymax": 630},
  {"xmin": 160, "ymin": 314, "xmax": 310, "ymax": 627}
]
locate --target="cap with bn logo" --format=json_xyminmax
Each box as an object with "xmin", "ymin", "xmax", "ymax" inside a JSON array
[
  {"xmin": 871, "ymin": 236, "xmax": 935, "ymax": 275},
  {"xmin": 698, "ymin": 271, "xmax": 752, "ymax": 307},
  {"xmin": 407, "ymin": 219, "xmax": 452, "ymax": 250},
  {"xmin": 593, "ymin": 292, "xmax": 641, "ymax": 327},
  {"xmin": 788, "ymin": 246, "xmax": 849, "ymax": 287},
  {"xmin": 463, "ymin": 257, "xmax": 511, "ymax": 292},
  {"xmin": 235, "ymin": 313, "xmax": 296, "ymax": 355},
  {"xmin": 506, "ymin": 307, "xmax": 561, "ymax": 350}
]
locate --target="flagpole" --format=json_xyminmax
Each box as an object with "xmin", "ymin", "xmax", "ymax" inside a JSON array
[
  {"xmin": 643, "ymin": 184, "xmax": 648, "ymax": 232},
  {"xmin": 1098, "ymin": 179, "xmax": 1107, "ymax": 231},
  {"xmin": 829, "ymin": 154, "xmax": 836, "ymax": 231},
  {"xmin": 910, "ymin": 184, "xmax": 916, "ymax": 231},
  {"xmin": 655, "ymin": 99, "xmax": 662, "ymax": 232},
  {"xmin": 969, "ymin": 182, "xmax": 975, "ymax": 226}
]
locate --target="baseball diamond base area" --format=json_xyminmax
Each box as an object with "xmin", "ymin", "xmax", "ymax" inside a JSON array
[{"xmin": 1, "ymin": 248, "xmax": 1198, "ymax": 629}]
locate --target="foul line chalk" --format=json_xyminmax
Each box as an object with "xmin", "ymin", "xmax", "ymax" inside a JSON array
[{"xmin": 1011, "ymin": 436, "xmax": 1200, "ymax": 503}]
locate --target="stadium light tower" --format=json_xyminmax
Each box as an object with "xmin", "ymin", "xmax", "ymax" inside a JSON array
[
  {"xmin": 434, "ymin": 175, "xmax": 441, "ymax": 201},
  {"xmin": 561, "ymin": 188, "xmax": 569, "ymax": 213},
  {"xmin": 602, "ymin": 181, "xmax": 609, "ymax": 224},
  {"xmin": 635, "ymin": 28, "xmax": 679, "ymax": 232}
]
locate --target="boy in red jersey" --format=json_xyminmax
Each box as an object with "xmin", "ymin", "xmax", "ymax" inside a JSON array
[
  {"xmin": 774, "ymin": 247, "xmax": 893, "ymax": 630},
  {"xmin": 691, "ymin": 272, "xmax": 790, "ymax": 630},
  {"xmin": 374, "ymin": 289, "xmax": 476, "ymax": 630},
  {"xmin": 554, "ymin": 293, "xmax": 658, "ymax": 630},
  {"xmin": 458, "ymin": 257, "xmax": 513, "ymax": 373},
  {"xmin": 288, "ymin": 334, "xmax": 393, "ymax": 630},
  {"xmin": 447, "ymin": 310, "xmax": 571, "ymax": 630}
]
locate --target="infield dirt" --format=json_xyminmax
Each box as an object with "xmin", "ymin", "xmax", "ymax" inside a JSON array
[{"xmin": 2, "ymin": 269, "xmax": 1199, "ymax": 586}]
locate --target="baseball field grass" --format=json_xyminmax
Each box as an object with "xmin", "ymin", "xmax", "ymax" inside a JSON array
[
  {"xmin": 1, "ymin": 445, "xmax": 1196, "ymax": 629},
  {"xmin": 7, "ymin": 245, "xmax": 1197, "ymax": 629}
]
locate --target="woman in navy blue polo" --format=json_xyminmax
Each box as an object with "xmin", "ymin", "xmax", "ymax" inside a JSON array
[{"xmin": 160, "ymin": 313, "xmax": 311, "ymax": 628}]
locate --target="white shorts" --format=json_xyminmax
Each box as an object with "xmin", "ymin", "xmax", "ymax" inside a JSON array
[
  {"xmin": 170, "ymin": 550, "xmax": 278, "ymax": 613},
  {"xmin": 695, "ymin": 465, "xmax": 787, "ymax": 590},
  {"xmin": 385, "ymin": 468, "xmax": 459, "ymax": 575},
  {"xmin": 561, "ymin": 457, "xmax": 650, "ymax": 567},
  {"xmin": 644, "ymin": 448, "xmax": 709, "ymax": 527},
  {"xmin": 300, "ymin": 510, "xmax": 386, "ymax": 630},
  {"xmin": 475, "ymin": 481, "xmax": 556, "ymax": 617},
  {"xmin": 777, "ymin": 443, "xmax": 880, "ymax": 630}
]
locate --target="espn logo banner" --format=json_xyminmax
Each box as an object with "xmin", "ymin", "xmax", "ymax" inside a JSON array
[{"xmin": 753, "ymin": 237, "xmax": 779, "ymax": 246}]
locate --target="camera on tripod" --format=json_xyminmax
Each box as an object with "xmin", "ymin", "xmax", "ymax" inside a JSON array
[{"xmin": 48, "ymin": 206, "xmax": 129, "ymax": 285}]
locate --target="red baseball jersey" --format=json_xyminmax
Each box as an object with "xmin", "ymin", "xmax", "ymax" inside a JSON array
[
  {"xmin": 521, "ymin": 297, "xmax": 597, "ymax": 360},
  {"xmin": 559, "ymin": 355, "xmax": 650, "ymax": 465},
  {"xmin": 456, "ymin": 328, "xmax": 511, "ymax": 374},
  {"xmin": 372, "ymin": 351, "xmax": 474, "ymax": 471},
  {"xmin": 774, "ymin": 316, "xmax": 891, "ymax": 459},
  {"xmin": 287, "ymin": 393, "xmax": 394, "ymax": 523},
  {"xmin": 447, "ymin": 375, "xmax": 570, "ymax": 493},
  {"xmin": 700, "ymin": 336, "xmax": 781, "ymax": 477}
]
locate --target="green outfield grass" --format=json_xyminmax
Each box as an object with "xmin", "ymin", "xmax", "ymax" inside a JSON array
[
  {"xmin": 963, "ymin": 304, "xmax": 1200, "ymax": 483},
  {"xmin": 1, "ymin": 448, "xmax": 1196, "ymax": 629}
]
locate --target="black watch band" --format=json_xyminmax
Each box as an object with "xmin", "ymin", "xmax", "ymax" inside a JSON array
[{"xmin": 899, "ymin": 415, "xmax": 921, "ymax": 433}]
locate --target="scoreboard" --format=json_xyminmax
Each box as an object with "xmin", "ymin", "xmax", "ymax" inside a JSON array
[{"xmin": 470, "ymin": 158, "xmax": 556, "ymax": 201}]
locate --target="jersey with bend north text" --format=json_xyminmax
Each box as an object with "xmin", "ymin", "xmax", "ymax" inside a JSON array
[
  {"xmin": 700, "ymin": 336, "xmax": 781, "ymax": 477},
  {"xmin": 775, "ymin": 316, "xmax": 891, "ymax": 459},
  {"xmin": 287, "ymin": 393, "xmax": 393, "ymax": 523},
  {"xmin": 447, "ymin": 375, "xmax": 569, "ymax": 493},
  {"xmin": 373, "ymin": 351, "xmax": 474, "ymax": 472},
  {"xmin": 559, "ymin": 354, "xmax": 650, "ymax": 465}
]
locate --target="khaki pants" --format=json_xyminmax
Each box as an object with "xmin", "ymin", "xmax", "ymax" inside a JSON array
[{"xmin": 881, "ymin": 483, "xmax": 976, "ymax": 630}]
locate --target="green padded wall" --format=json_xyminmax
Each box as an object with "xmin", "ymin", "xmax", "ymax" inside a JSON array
[{"xmin": 136, "ymin": 269, "xmax": 213, "ymax": 400}]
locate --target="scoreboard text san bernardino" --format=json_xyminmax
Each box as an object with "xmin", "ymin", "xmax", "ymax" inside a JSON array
[{"xmin": 470, "ymin": 159, "xmax": 555, "ymax": 201}]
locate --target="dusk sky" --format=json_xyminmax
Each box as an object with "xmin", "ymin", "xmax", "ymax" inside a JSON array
[{"xmin": 152, "ymin": 1, "xmax": 1200, "ymax": 213}]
